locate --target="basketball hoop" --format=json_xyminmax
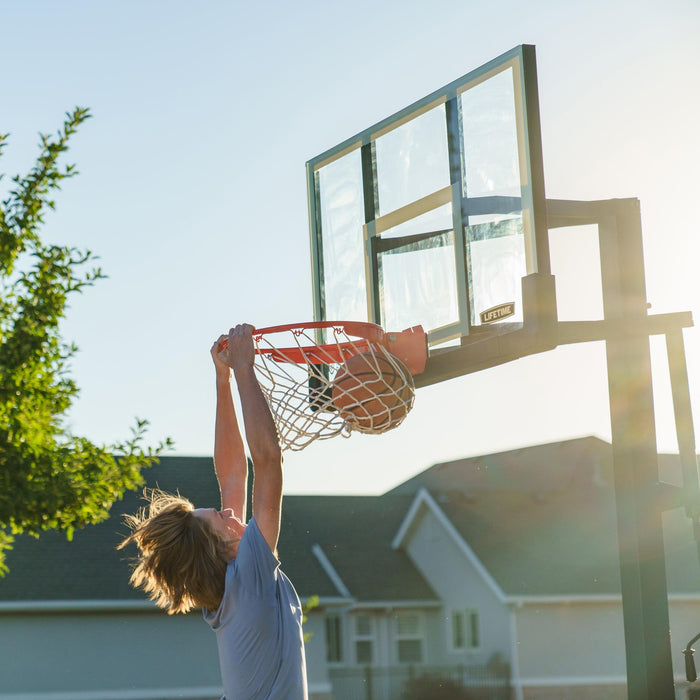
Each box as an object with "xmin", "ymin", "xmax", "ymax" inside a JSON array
[{"xmin": 249, "ymin": 321, "xmax": 427, "ymax": 452}]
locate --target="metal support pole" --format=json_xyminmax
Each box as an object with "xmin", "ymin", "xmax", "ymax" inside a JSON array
[
  {"xmin": 666, "ymin": 330, "xmax": 700, "ymax": 583},
  {"xmin": 599, "ymin": 199, "xmax": 675, "ymax": 699},
  {"xmin": 666, "ymin": 330, "xmax": 700, "ymax": 519}
]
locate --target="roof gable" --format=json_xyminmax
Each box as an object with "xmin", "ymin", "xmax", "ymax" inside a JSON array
[
  {"xmin": 279, "ymin": 494, "xmax": 438, "ymax": 603},
  {"xmin": 393, "ymin": 488, "xmax": 506, "ymax": 602}
]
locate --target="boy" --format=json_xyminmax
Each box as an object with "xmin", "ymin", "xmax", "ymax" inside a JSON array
[{"xmin": 119, "ymin": 324, "xmax": 307, "ymax": 699}]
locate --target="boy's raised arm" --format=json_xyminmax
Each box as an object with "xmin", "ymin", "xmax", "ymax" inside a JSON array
[
  {"xmin": 211, "ymin": 335, "xmax": 248, "ymax": 518},
  {"xmin": 223, "ymin": 324, "xmax": 283, "ymax": 554}
]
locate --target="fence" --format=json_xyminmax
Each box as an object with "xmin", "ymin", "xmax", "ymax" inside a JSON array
[{"xmin": 328, "ymin": 663, "xmax": 511, "ymax": 700}]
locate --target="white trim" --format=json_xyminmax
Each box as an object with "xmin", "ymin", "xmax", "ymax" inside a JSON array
[
  {"xmin": 324, "ymin": 610, "xmax": 345, "ymax": 664},
  {"xmin": 351, "ymin": 600, "xmax": 441, "ymax": 610},
  {"xmin": 512, "ymin": 593, "xmax": 700, "ymax": 605},
  {"xmin": 312, "ymin": 544, "xmax": 353, "ymax": 598},
  {"xmin": 511, "ymin": 595, "xmax": 621, "ymax": 605},
  {"xmin": 4, "ymin": 590, "xmax": 694, "ymax": 615},
  {"xmin": 0, "ymin": 687, "xmax": 222, "ymax": 700},
  {"xmin": 311, "ymin": 596, "xmax": 354, "ymax": 607},
  {"xmin": 393, "ymin": 609, "xmax": 426, "ymax": 665},
  {"xmin": 391, "ymin": 489, "xmax": 427, "ymax": 548},
  {"xmin": 0, "ymin": 600, "xmax": 158, "ymax": 614},
  {"xmin": 519, "ymin": 675, "xmax": 626, "ymax": 687},
  {"xmin": 393, "ymin": 488, "xmax": 507, "ymax": 603},
  {"xmin": 447, "ymin": 607, "xmax": 480, "ymax": 653},
  {"xmin": 509, "ymin": 604, "xmax": 524, "ymax": 700},
  {"xmin": 352, "ymin": 611, "xmax": 377, "ymax": 665},
  {"xmin": 0, "ymin": 596, "xmax": 440, "ymax": 616},
  {"xmin": 308, "ymin": 682, "xmax": 333, "ymax": 694}
]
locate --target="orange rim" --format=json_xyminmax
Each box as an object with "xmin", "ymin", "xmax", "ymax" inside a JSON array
[
  {"xmin": 252, "ymin": 321, "xmax": 385, "ymax": 365},
  {"xmin": 223, "ymin": 321, "xmax": 427, "ymax": 374}
]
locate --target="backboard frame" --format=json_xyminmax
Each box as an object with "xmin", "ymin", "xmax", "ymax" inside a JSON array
[{"xmin": 306, "ymin": 44, "xmax": 551, "ymax": 374}]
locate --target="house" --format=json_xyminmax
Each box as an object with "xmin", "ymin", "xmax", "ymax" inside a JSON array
[{"xmin": 1, "ymin": 436, "xmax": 699, "ymax": 700}]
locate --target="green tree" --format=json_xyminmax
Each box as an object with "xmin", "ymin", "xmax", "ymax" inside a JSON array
[{"xmin": 0, "ymin": 108, "xmax": 171, "ymax": 574}]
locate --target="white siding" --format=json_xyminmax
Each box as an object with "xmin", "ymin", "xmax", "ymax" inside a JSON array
[
  {"xmin": 400, "ymin": 504, "xmax": 511, "ymax": 665},
  {"xmin": 515, "ymin": 601, "xmax": 625, "ymax": 681},
  {"xmin": 0, "ymin": 607, "xmax": 331, "ymax": 698},
  {"xmin": 304, "ymin": 611, "xmax": 333, "ymax": 692},
  {"xmin": 0, "ymin": 610, "xmax": 221, "ymax": 696},
  {"xmin": 515, "ymin": 598, "xmax": 700, "ymax": 686}
]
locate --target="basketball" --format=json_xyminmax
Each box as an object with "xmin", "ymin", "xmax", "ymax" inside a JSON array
[{"xmin": 331, "ymin": 351, "xmax": 415, "ymax": 434}]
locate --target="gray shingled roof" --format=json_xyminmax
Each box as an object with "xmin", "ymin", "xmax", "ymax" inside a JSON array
[
  {"xmin": 390, "ymin": 436, "xmax": 700, "ymax": 596},
  {"xmin": 389, "ymin": 436, "xmax": 611, "ymax": 498},
  {"xmin": 0, "ymin": 456, "xmax": 437, "ymax": 604},
  {"xmin": 280, "ymin": 495, "xmax": 439, "ymax": 602}
]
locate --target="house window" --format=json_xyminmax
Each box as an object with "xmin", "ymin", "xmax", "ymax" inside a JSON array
[
  {"xmin": 451, "ymin": 608, "xmax": 480, "ymax": 651},
  {"xmin": 325, "ymin": 613, "xmax": 344, "ymax": 663},
  {"xmin": 394, "ymin": 610, "xmax": 424, "ymax": 664},
  {"xmin": 353, "ymin": 613, "xmax": 375, "ymax": 664}
]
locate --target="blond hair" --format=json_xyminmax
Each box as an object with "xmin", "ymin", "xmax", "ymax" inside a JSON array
[{"xmin": 117, "ymin": 490, "xmax": 229, "ymax": 614}]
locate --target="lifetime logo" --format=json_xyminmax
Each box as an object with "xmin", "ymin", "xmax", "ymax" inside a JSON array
[{"xmin": 480, "ymin": 302, "xmax": 516, "ymax": 324}]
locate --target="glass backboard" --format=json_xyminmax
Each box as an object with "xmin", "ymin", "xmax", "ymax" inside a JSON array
[{"xmin": 307, "ymin": 45, "xmax": 550, "ymax": 379}]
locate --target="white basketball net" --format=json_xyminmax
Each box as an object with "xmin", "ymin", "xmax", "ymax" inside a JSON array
[{"xmin": 253, "ymin": 325, "xmax": 415, "ymax": 452}]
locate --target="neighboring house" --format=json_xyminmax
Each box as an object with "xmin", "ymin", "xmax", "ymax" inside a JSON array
[{"xmin": 1, "ymin": 436, "xmax": 699, "ymax": 700}]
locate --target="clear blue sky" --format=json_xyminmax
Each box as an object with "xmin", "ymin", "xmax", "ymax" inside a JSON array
[{"xmin": 2, "ymin": 0, "xmax": 699, "ymax": 494}]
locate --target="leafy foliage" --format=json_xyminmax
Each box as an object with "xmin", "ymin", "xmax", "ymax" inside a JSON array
[
  {"xmin": 0, "ymin": 108, "xmax": 171, "ymax": 574},
  {"xmin": 302, "ymin": 594, "xmax": 319, "ymax": 642}
]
